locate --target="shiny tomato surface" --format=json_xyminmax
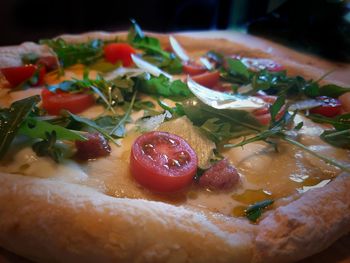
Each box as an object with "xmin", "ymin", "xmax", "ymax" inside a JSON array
[
  {"xmin": 130, "ymin": 131, "xmax": 198, "ymax": 192},
  {"xmin": 41, "ymin": 89, "xmax": 95, "ymax": 115},
  {"xmin": 104, "ymin": 43, "xmax": 136, "ymax": 66}
]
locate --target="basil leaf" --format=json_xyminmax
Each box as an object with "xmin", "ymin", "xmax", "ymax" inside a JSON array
[
  {"xmin": 319, "ymin": 84, "xmax": 350, "ymax": 98},
  {"xmin": 245, "ymin": 199, "xmax": 274, "ymax": 222},
  {"xmin": 19, "ymin": 117, "xmax": 85, "ymax": 141},
  {"xmin": 0, "ymin": 95, "xmax": 40, "ymax": 159},
  {"xmin": 135, "ymin": 75, "xmax": 191, "ymax": 98}
]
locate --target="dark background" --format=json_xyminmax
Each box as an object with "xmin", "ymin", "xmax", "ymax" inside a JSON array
[{"xmin": 0, "ymin": 0, "xmax": 349, "ymax": 61}]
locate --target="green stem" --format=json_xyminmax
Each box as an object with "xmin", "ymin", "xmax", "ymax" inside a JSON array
[
  {"xmin": 110, "ymin": 91, "xmax": 137, "ymax": 136},
  {"xmin": 283, "ymin": 136, "xmax": 350, "ymax": 173},
  {"xmin": 324, "ymin": 129, "xmax": 350, "ymax": 138}
]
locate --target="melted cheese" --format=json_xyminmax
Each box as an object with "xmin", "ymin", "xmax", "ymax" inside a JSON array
[{"xmin": 1, "ymin": 67, "xmax": 349, "ymax": 218}]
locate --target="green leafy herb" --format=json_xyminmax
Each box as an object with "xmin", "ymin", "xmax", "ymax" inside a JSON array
[
  {"xmin": 135, "ymin": 74, "xmax": 191, "ymax": 98},
  {"xmin": 269, "ymin": 95, "xmax": 285, "ymax": 123},
  {"xmin": 40, "ymin": 38, "xmax": 103, "ymax": 67},
  {"xmin": 21, "ymin": 53, "xmax": 39, "ymax": 65},
  {"xmin": 224, "ymin": 96, "xmax": 350, "ymax": 173},
  {"xmin": 0, "ymin": 95, "xmax": 40, "ymax": 159},
  {"xmin": 320, "ymin": 129, "xmax": 350, "ymax": 149},
  {"xmin": 127, "ymin": 20, "xmax": 182, "ymax": 74},
  {"xmin": 65, "ymin": 111, "xmax": 119, "ymax": 145},
  {"xmin": 226, "ymin": 58, "xmax": 250, "ymax": 80},
  {"xmin": 308, "ymin": 113, "xmax": 350, "ymax": 130},
  {"xmin": 245, "ymin": 199, "xmax": 274, "ymax": 222},
  {"xmin": 318, "ymin": 84, "xmax": 350, "ymax": 98},
  {"xmin": 19, "ymin": 117, "xmax": 85, "ymax": 141},
  {"xmin": 89, "ymin": 59, "xmax": 121, "ymax": 73},
  {"xmin": 32, "ymin": 131, "xmax": 63, "ymax": 163}
]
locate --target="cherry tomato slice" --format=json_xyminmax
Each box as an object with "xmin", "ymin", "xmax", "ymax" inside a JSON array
[
  {"xmin": 253, "ymin": 95, "xmax": 285, "ymax": 125},
  {"xmin": 182, "ymin": 62, "xmax": 207, "ymax": 75},
  {"xmin": 104, "ymin": 43, "xmax": 136, "ymax": 67},
  {"xmin": 191, "ymin": 71, "xmax": 220, "ymax": 88},
  {"xmin": 1, "ymin": 65, "xmax": 37, "ymax": 87},
  {"xmin": 309, "ymin": 96, "xmax": 342, "ymax": 117},
  {"xmin": 41, "ymin": 89, "xmax": 95, "ymax": 115},
  {"xmin": 130, "ymin": 131, "xmax": 198, "ymax": 193}
]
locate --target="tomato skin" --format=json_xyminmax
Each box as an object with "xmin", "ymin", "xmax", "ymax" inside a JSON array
[
  {"xmin": 1, "ymin": 65, "xmax": 37, "ymax": 87},
  {"xmin": 253, "ymin": 95, "xmax": 285, "ymax": 125},
  {"xmin": 182, "ymin": 62, "xmax": 206, "ymax": 75},
  {"xmin": 37, "ymin": 56, "xmax": 59, "ymax": 71},
  {"xmin": 104, "ymin": 43, "xmax": 136, "ymax": 66},
  {"xmin": 191, "ymin": 71, "xmax": 220, "ymax": 88},
  {"xmin": 41, "ymin": 89, "xmax": 95, "ymax": 115},
  {"xmin": 130, "ymin": 131, "xmax": 198, "ymax": 193},
  {"xmin": 309, "ymin": 96, "xmax": 342, "ymax": 117}
]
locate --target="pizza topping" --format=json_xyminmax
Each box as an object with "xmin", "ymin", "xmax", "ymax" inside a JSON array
[
  {"xmin": 238, "ymin": 56, "xmax": 284, "ymax": 72},
  {"xmin": 191, "ymin": 71, "xmax": 220, "ymax": 88},
  {"xmin": 198, "ymin": 159, "xmax": 239, "ymax": 191},
  {"xmin": 309, "ymin": 96, "xmax": 342, "ymax": 117},
  {"xmin": 1, "ymin": 65, "xmax": 39, "ymax": 88},
  {"xmin": 75, "ymin": 132, "xmax": 111, "ymax": 160},
  {"xmin": 244, "ymin": 199, "xmax": 274, "ymax": 222},
  {"xmin": 339, "ymin": 92, "xmax": 350, "ymax": 112},
  {"xmin": 104, "ymin": 43, "xmax": 136, "ymax": 66},
  {"xmin": 41, "ymin": 88, "xmax": 95, "ymax": 115},
  {"xmin": 182, "ymin": 62, "xmax": 207, "ymax": 76},
  {"xmin": 130, "ymin": 131, "xmax": 198, "ymax": 192}
]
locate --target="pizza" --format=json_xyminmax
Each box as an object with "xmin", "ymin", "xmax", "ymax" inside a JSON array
[{"xmin": 0, "ymin": 21, "xmax": 349, "ymax": 263}]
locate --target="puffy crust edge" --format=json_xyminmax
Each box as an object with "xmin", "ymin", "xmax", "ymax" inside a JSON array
[{"xmin": 0, "ymin": 31, "xmax": 349, "ymax": 262}]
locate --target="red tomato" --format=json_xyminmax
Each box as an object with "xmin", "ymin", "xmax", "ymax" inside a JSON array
[
  {"xmin": 37, "ymin": 56, "xmax": 59, "ymax": 71},
  {"xmin": 30, "ymin": 66, "xmax": 46, "ymax": 86},
  {"xmin": 130, "ymin": 131, "xmax": 198, "ymax": 192},
  {"xmin": 104, "ymin": 43, "xmax": 136, "ymax": 66},
  {"xmin": 41, "ymin": 89, "xmax": 95, "ymax": 115},
  {"xmin": 182, "ymin": 62, "xmax": 207, "ymax": 75},
  {"xmin": 309, "ymin": 96, "xmax": 342, "ymax": 117},
  {"xmin": 1, "ymin": 65, "xmax": 36, "ymax": 87},
  {"xmin": 253, "ymin": 95, "xmax": 285, "ymax": 125},
  {"xmin": 191, "ymin": 71, "xmax": 220, "ymax": 88}
]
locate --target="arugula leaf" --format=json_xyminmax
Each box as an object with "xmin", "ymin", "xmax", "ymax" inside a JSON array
[
  {"xmin": 40, "ymin": 38, "xmax": 103, "ymax": 67},
  {"xmin": 245, "ymin": 199, "xmax": 274, "ymax": 222},
  {"xmin": 32, "ymin": 131, "xmax": 63, "ymax": 163},
  {"xmin": 89, "ymin": 59, "xmax": 121, "ymax": 73},
  {"xmin": 65, "ymin": 111, "xmax": 119, "ymax": 145},
  {"xmin": 135, "ymin": 74, "xmax": 191, "ymax": 98},
  {"xmin": 94, "ymin": 115, "xmax": 125, "ymax": 138},
  {"xmin": 200, "ymin": 118, "xmax": 236, "ymax": 143},
  {"xmin": 321, "ymin": 129, "xmax": 350, "ymax": 149},
  {"xmin": 308, "ymin": 113, "xmax": 350, "ymax": 130},
  {"xmin": 127, "ymin": 20, "xmax": 182, "ymax": 74},
  {"xmin": 19, "ymin": 117, "xmax": 85, "ymax": 141},
  {"xmin": 319, "ymin": 84, "xmax": 350, "ymax": 98},
  {"xmin": 21, "ymin": 52, "xmax": 39, "ymax": 65},
  {"xmin": 226, "ymin": 58, "xmax": 250, "ymax": 80},
  {"xmin": 269, "ymin": 95, "xmax": 285, "ymax": 124},
  {"xmin": 0, "ymin": 95, "xmax": 40, "ymax": 159}
]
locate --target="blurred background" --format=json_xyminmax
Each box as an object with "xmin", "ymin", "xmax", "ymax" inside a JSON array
[{"xmin": 0, "ymin": 0, "xmax": 349, "ymax": 61}]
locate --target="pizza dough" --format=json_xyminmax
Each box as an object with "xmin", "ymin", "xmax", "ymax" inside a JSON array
[{"xmin": 0, "ymin": 32, "xmax": 349, "ymax": 263}]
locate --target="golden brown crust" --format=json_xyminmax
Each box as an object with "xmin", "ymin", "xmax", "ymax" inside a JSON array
[{"xmin": 0, "ymin": 31, "xmax": 349, "ymax": 263}]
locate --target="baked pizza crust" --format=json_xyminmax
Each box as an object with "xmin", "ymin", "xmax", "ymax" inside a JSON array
[{"xmin": 0, "ymin": 32, "xmax": 349, "ymax": 263}]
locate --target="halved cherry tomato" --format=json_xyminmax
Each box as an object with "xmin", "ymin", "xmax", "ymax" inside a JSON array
[
  {"xmin": 182, "ymin": 62, "xmax": 207, "ymax": 75},
  {"xmin": 41, "ymin": 89, "xmax": 95, "ymax": 115},
  {"xmin": 1, "ymin": 65, "xmax": 36, "ymax": 87},
  {"xmin": 253, "ymin": 95, "xmax": 285, "ymax": 125},
  {"xmin": 130, "ymin": 131, "xmax": 198, "ymax": 192},
  {"xmin": 191, "ymin": 71, "xmax": 220, "ymax": 88},
  {"xmin": 30, "ymin": 66, "xmax": 46, "ymax": 86},
  {"xmin": 309, "ymin": 96, "xmax": 342, "ymax": 117},
  {"xmin": 37, "ymin": 56, "xmax": 59, "ymax": 71},
  {"xmin": 104, "ymin": 43, "xmax": 136, "ymax": 66}
]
